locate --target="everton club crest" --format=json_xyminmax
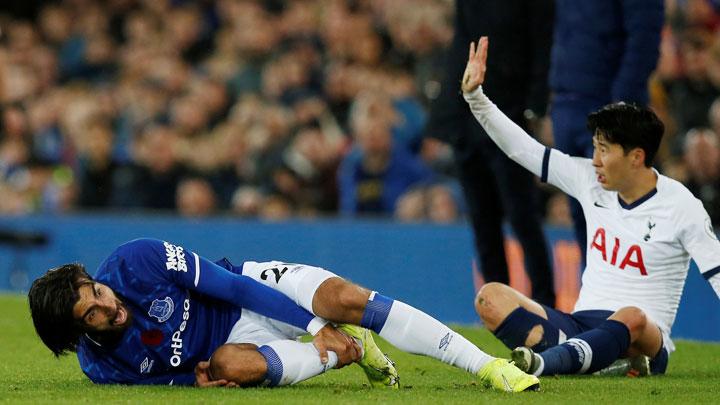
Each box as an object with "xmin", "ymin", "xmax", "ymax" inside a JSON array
[{"xmin": 148, "ymin": 297, "xmax": 175, "ymax": 323}]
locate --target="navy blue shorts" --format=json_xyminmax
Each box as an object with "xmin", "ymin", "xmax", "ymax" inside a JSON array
[{"xmin": 542, "ymin": 306, "xmax": 614, "ymax": 339}]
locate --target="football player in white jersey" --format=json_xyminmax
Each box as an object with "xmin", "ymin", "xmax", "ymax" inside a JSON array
[{"xmin": 463, "ymin": 37, "xmax": 720, "ymax": 376}]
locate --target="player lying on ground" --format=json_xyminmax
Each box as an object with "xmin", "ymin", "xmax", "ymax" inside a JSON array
[
  {"xmin": 462, "ymin": 37, "xmax": 720, "ymax": 377},
  {"xmin": 29, "ymin": 238, "xmax": 539, "ymax": 392}
]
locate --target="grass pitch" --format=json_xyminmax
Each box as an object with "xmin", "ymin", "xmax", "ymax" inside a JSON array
[{"xmin": 2, "ymin": 294, "xmax": 719, "ymax": 404}]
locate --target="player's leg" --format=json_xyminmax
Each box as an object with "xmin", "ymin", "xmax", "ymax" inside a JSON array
[
  {"xmin": 311, "ymin": 277, "xmax": 495, "ymax": 369},
  {"xmin": 242, "ymin": 261, "xmax": 538, "ymax": 391},
  {"xmin": 210, "ymin": 311, "xmax": 349, "ymax": 387},
  {"xmin": 207, "ymin": 343, "xmax": 268, "ymax": 386},
  {"xmin": 517, "ymin": 306, "xmax": 663, "ymax": 376},
  {"xmin": 475, "ymin": 282, "xmax": 567, "ymax": 352},
  {"xmin": 240, "ymin": 262, "xmax": 399, "ymax": 387},
  {"xmin": 311, "ymin": 278, "xmax": 539, "ymax": 392},
  {"xmin": 209, "ymin": 341, "xmax": 343, "ymax": 387},
  {"xmin": 250, "ymin": 266, "xmax": 493, "ymax": 376},
  {"xmin": 243, "ymin": 260, "xmax": 483, "ymax": 369},
  {"xmin": 618, "ymin": 308, "xmax": 668, "ymax": 375}
]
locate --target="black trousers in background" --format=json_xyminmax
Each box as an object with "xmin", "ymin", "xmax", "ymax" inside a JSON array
[{"xmin": 457, "ymin": 140, "xmax": 556, "ymax": 307}]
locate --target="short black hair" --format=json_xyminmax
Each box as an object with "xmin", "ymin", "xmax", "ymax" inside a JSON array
[
  {"xmin": 587, "ymin": 103, "xmax": 665, "ymax": 167},
  {"xmin": 28, "ymin": 264, "xmax": 92, "ymax": 357}
]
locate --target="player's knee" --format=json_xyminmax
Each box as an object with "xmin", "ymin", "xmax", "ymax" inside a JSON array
[
  {"xmin": 612, "ymin": 306, "xmax": 648, "ymax": 336},
  {"xmin": 474, "ymin": 282, "xmax": 509, "ymax": 322},
  {"xmin": 476, "ymin": 282, "xmax": 506, "ymax": 306},
  {"xmin": 334, "ymin": 282, "xmax": 371, "ymax": 312},
  {"xmin": 209, "ymin": 344, "xmax": 266, "ymax": 386},
  {"xmin": 314, "ymin": 278, "xmax": 369, "ymax": 309},
  {"xmin": 312, "ymin": 277, "xmax": 371, "ymax": 323}
]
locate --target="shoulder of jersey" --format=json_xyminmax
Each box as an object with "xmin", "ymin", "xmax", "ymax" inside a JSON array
[{"xmin": 660, "ymin": 175, "xmax": 700, "ymax": 204}]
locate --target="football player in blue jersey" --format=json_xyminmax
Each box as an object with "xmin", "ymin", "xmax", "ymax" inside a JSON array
[{"xmin": 29, "ymin": 238, "xmax": 539, "ymax": 392}]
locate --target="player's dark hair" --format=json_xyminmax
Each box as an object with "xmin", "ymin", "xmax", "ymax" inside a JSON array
[
  {"xmin": 587, "ymin": 103, "xmax": 665, "ymax": 167},
  {"xmin": 28, "ymin": 263, "xmax": 93, "ymax": 357}
]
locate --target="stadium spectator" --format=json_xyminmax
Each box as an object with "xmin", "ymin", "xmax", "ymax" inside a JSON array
[
  {"xmin": 0, "ymin": 0, "xmax": 464, "ymax": 219},
  {"xmin": 112, "ymin": 125, "xmax": 186, "ymax": 210},
  {"xmin": 425, "ymin": 0, "xmax": 556, "ymax": 306},
  {"xmin": 176, "ymin": 177, "xmax": 218, "ymax": 218},
  {"xmin": 394, "ymin": 183, "xmax": 462, "ymax": 224},
  {"xmin": 710, "ymin": 97, "xmax": 720, "ymax": 135},
  {"xmin": 683, "ymin": 128, "xmax": 720, "ymax": 224},
  {"xmin": 663, "ymin": 29, "xmax": 719, "ymax": 155},
  {"xmin": 339, "ymin": 92, "xmax": 433, "ymax": 216},
  {"xmin": 278, "ymin": 124, "xmax": 343, "ymax": 213},
  {"xmin": 549, "ymin": 0, "xmax": 664, "ymax": 262},
  {"xmin": 76, "ymin": 117, "xmax": 117, "ymax": 208},
  {"xmin": 5, "ymin": 0, "xmax": 714, "ymax": 229},
  {"xmin": 259, "ymin": 194, "xmax": 294, "ymax": 221}
]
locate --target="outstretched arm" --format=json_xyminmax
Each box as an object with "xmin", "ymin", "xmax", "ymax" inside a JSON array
[
  {"xmin": 461, "ymin": 37, "xmax": 546, "ymax": 177},
  {"xmin": 461, "ymin": 37, "xmax": 593, "ymax": 198}
]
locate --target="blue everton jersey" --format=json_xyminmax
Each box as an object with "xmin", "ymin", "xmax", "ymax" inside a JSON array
[{"xmin": 76, "ymin": 238, "xmax": 317, "ymax": 385}]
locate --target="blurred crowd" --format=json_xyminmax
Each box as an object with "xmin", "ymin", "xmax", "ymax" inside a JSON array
[
  {"xmin": 0, "ymin": 0, "xmax": 719, "ymax": 225},
  {"xmin": 652, "ymin": 0, "xmax": 720, "ymax": 225}
]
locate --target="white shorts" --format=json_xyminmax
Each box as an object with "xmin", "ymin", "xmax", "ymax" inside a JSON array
[
  {"xmin": 240, "ymin": 260, "xmax": 339, "ymax": 314},
  {"xmin": 225, "ymin": 260, "xmax": 339, "ymax": 346},
  {"xmin": 225, "ymin": 309, "xmax": 306, "ymax": 346}
]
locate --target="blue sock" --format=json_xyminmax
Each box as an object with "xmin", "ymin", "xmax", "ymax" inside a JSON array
[
  {"xmin": 650, "ymin": 345, "xmax": 668, "ymax": 375},
  {"xmin": 257, "ymin": 345, "xmax": 283, "ymax": 386},
  {"xmin": 538, "ymin": 319, "xmax": 630, "ymax": 375},
  {"xmin": 493, "ymin": 307, "xmax": 561, "ymax": 351},
  {"xmin": 360, "ymin": 292, "xmax": 395, "ymax": 334}
]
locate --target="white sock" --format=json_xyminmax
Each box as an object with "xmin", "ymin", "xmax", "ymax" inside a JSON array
[
  {"xmin": 258, "ymin": 340, "xmax": 338, "ymax": 386},
  {"xmin": 378, "ymin": 300, "xmax": 494, "ymax": 373},
  {"xmin": 533, "ymin": 355, "xmax": 545, "ymax": 376}
]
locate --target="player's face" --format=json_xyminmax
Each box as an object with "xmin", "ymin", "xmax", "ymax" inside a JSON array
[
  {"xmin": 72, "ymin": 281, "xmax": 132, "ymax": 333},
  {"xmin": 592, "ymin": 134, "xmax": 634, "ymax": 191}
]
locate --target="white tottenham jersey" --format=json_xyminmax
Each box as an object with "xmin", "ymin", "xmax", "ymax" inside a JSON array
[{"xmin": 465, "ymin": 87, "xmax": 720, "ymax": 350}]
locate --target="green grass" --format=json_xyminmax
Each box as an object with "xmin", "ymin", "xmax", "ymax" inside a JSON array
[{"xmin": 2, "ymin": 293, "xmax": 719, "ymax": 404}]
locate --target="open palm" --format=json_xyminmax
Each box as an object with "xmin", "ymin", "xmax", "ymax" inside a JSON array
[{"xmin": 461, "ymin": 36, "xmax": 488, "ymax": 93}]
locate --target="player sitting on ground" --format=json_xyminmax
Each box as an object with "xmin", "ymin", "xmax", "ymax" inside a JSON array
[
  {"xmin": 462, "ymin": 37, "xmax": 720, "ymax": 377},
  {"xmin": 29, "ymin": 238, "xmax": 539, "ymax": 392}
]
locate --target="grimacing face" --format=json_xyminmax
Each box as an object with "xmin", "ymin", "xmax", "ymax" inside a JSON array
[{"xmin": 72, "ymin": 281, "xmax": 132, "ymax": 334}]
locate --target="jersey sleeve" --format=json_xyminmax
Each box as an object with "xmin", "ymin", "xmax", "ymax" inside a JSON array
[
  {"xmin": 543, "ymin": 149, "xmax": 596, "ymax": 201},
  {"xmin": 115, "ymin": 238, "xmax": 323, "ymax": 334},
  {"xmin": 677, "ymin": 200, "xmax": 720, "ymax": 298},
  {"xmin": 463, "ymin": 87, "xmax": 594, "ymax": 199},
  {"xmin": 79, "ymin": 343, "xmax": 197, "ymax": 386},
  {"xmin": 88, "ymin": 369, "xmax": 195, "ymax": 386},
  {"xmin": 141, "ymin": 372, "xmax": 197, "ymax": 386}
]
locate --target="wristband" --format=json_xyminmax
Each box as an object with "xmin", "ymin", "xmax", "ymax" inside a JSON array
[{"xmin": 307, "ymin": 316, "xmax": 329, "ymax": 335}]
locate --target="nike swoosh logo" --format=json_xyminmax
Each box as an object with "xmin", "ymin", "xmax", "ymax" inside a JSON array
[
  {"xmin": 594, "ymin": 202, "xmax": 607, "ymax": 208},
  {"xmin": 501, "ymin": 374, "xmax": 512, "ymax": 392}
]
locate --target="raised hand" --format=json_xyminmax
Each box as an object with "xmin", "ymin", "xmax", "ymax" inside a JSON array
[{"xmin": 461, "ymin": 36, "xmax": 488, "ymax": 94}]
